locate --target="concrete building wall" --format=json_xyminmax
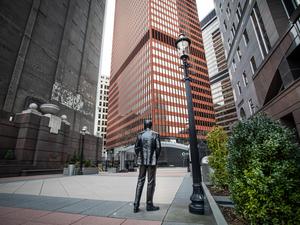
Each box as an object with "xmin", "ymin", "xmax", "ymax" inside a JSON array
[
  {"xmin": 215, "ymin": 0, "xmax": 300, "ymax": 139},
  {"xmin": 0, "ymin": 0, "xmax": 106, "ymax": 133},
  {"xmin": 214, "ymin": 0, "xmax": 284, "ymax": 119},
  {"xmin": 94, "ymin": 75, "xmax": 109, "ymax": 153}
]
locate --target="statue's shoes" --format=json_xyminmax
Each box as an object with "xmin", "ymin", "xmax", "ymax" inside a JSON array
[{"xmin": 146, "ymin": 205, "xmax": 160, "ymax": 211}]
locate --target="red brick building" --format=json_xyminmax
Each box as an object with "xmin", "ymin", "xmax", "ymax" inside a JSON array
[{"xmin": 107, "ymin": 0, "xmax": 215, "ymax": 150}]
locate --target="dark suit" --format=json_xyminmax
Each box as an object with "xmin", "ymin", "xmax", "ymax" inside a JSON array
[{"xmin": 134, "ymin": 128, "xmax": 161, "ymax": 209}]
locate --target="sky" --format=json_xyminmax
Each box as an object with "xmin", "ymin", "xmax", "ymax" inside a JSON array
[{"xmin": 99, "ymin": 0, "xmax": 215, "ymax": 77}]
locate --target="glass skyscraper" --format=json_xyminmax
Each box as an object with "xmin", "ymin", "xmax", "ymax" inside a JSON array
[{"xmin": 107, "ymin": 0, "xmax": 215, "ymax": 150}]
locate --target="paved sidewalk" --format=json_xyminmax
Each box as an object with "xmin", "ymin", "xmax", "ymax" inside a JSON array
[{"xmin": 0, "ymin": 168, "xmax": 215, "ymax": 225}]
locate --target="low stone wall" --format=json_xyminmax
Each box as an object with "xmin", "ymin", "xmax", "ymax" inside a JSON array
[{"xmin": 0, "ymin": 106, "xmax": 102, "ymax": 177}]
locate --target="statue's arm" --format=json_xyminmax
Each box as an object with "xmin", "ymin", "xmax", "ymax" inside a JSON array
[
  {"xmin": 134, "ymin": 134, "xmax": 142, "ymax": 156},
  {"xmin": 156, "ymin": 134, "xmax": 161, "ymax": 159}
]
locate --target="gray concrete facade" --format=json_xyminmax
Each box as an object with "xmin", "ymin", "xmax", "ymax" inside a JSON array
[
  {"xmin": 0, "ymin": 0, "xmax": 106, "ymax": 132},
  {"xmin": 214, "ymin": 0, "xmax": 300, "ymax": 138},
  {"xmin": 214, "ymin": 0, "xmax": 284, "ymax": 119}
]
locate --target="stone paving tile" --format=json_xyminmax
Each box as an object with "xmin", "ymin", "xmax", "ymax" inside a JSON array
[
  {"xmin": 0, "ymin": 206, "xmax": 19, "ymax": 216},
  {"xmin": 16, "ymin": 196, "xmax": 82, "ymax": 211},
  {"xmin": 22, "ymin": 222, "xmax": 53, "ymax": 225},
  {"xmin": 164, "ymin": 204, "xmax": 215, "ymax": 225},
  {"xmin": 1, "ymin": 208, "xmax": 50, "ymax": 221},
  {"xmin": 111, "ymin": 202, "xmax": 168, "ymax": 221},
  {"xmin": 0, "ymin": 181, "xmax": 26, "ymax": 193},
  {"xmin": 72, "ymin": 215, "xmax": 126, "ymax": 225},
  {"xmin": 57, "ymin": 199, "xmax": 103, "ymax": 214},
  {"xmin": 0, "ymin": 217, "xmax": 24, "ymax": 225},
  {"xmin": 162, "ymin": 222, "xmax": 209, "ymax": 225},
  {"xmin": 14, "ymin": 180, "xmax": 43, "ymax": 195},
  {"xmin": 0, "ymin": 193, "xmax": 41, "ymax": 207},
  {"xmin": 122, "ymin": 219, "xmax": 162, "ymax": 225},
  {"xmin": 32, "ymin": 212, "xmax": 85, "ymax": 225},
  {"xmin": 81, "ymin": 200, "xmax": 127, "ymax": 217}
]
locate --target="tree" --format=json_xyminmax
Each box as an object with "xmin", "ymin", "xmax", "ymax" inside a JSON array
[{"xmin": 207, "ymin": 126, "xmax": 229, "ymax": 189}]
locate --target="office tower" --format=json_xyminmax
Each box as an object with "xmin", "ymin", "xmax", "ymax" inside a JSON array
[
  {"xmin": 214, "ymin": 0, "xmax": 300, "ymax": 138},
  {"xmin": 201, "ymin": 10, "xmax": 238, "ymax": 133},
  {"xmin": 95, "ymin": 75, "xmax": 109, "ymax": 152},
  {"xmin": 0, "ymin": 0, "xmax": 106, "ymax": 132},
  {"xmin": 107, "ymin": 0, "xmax": 215, "ymax": 150}
]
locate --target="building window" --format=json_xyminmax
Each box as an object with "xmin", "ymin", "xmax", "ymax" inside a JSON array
[
  {"xmin": 250, "ymin": 56, "xmax": 257, "ymax": 74},
  {"xmin": 226, "ymin": 3, "xmax": 231, "ymax": 19},
  {"xmin": 236, "ymin": 2, "xmax": 242, "ymax": 21},
  {"xmin": 243, "ymin": 29, "xmax": 249, "ymax": 46},
  {"xmin": 224, "ymin": 20, "xmax": 227, "ymax": 30},
  {"xmin": 248, "ymin": 99, "xmax": 255, "ymax": 115},
  {"xmin": 237, "ymin": 47, "xmax": 242, "ymax": 60},
  {"xmin": 231, "ymin": 28, "xmax": 235, "ymax": 39},
  {"xmin": 237, "ymin": 81, "xmax": 242, "ymax": 94},
  {"xmin": 228, "ymin": 38, "xmax": 231, "ymax": 48},
  {"xmin": 251, "ymin": 3, "xmax": 271, "ymax": 58},
  {"xmin": 242, "ymin": 71, "xmax": 249, "ymax": 86},
  {"xmin": 282, "ymin": 0, "xmax": 300, "ymax": 16},
  {"xmin": 232, "ymin": 58, "xmax": 237, "ymax": 71},
  {"xmin": 232, "ymin": 23, "xmax": 236, "ymax": 33},
  {"xmin": 240, "ymin": 107, "xmax": 246, "ymax": 119}
]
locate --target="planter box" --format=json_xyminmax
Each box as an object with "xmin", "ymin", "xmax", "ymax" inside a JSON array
[
  {"xmin": 63, "ymin": 166, "xmax": 96, "ymax": 175},
  {"xmin": 63, "ymin": 168, "xmax": 68, "ymax": 175},
  {"xmin": 82, "ymin": 167, "xmax": 98, "ymax": 175},
  {"xmin": 202, "ymin": 182, "xmax": 228, "ymax": 225},
  {"xmin": 107, "ymin": 167, "xmax": 117, "ymax": 173}
]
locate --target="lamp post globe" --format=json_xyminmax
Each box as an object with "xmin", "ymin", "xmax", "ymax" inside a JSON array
[
  {"xmin": 176, "ymin": 33, "xmax": 204, "ymax": 215},
  {"xmin": 82, "ymin": 126, "xmax": 87, "ymax": 133},
  {"xmin": 175, "ymin": 33, "xmax": 191, "ymax": 60}
]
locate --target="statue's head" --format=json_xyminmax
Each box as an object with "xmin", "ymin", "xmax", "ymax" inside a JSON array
[{"xmin": 144, "ymin": 119, "xmax": 152, "ymax": 129}]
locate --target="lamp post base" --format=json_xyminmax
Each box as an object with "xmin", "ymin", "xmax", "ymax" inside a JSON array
[{"xmin": 189, "ymin": 183, "xmax": 204, "ymax": 215}]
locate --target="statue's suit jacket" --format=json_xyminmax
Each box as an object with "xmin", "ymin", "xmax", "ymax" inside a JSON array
[{"xmin": 134, "ymin": 128, "xmax": 161, "ymax": 165}]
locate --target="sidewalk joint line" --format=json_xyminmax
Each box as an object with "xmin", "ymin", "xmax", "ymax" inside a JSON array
[
  {"xmin": 58, "ymin": 177, "xmax": 71, "ymax": 197},
  {"xmin": 107, "ymin": 201, "xmax": 129, "ymax": 217},
  {"xmin": 39, "ymin": 179, "xmax": 44, "ymax": 195},
  {"xmin": 161, "ymin": 175, "xmax": 186, "ymax": 223},
  {"xmin": 12, "ymin": 181, "xmax": 27, "ymax": 194}
]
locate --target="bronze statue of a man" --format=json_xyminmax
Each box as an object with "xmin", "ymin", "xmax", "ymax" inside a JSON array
[{"xmin": 133, "ymin": 119, "xmax": 161, "ymax": 213}]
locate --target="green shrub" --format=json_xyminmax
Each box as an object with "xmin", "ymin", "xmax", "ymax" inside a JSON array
[
  {"xmin": 69, "ymin": 152, "xmax": 80, "ymax": 164},
  {"xmin": 227, "ymin": 114, "xmax": 300, "ymax": 224},
  {"xmin": 207, "ymin": 126, "xmax": 229, "ymax": 188},
  {"xmin": 4, "ymin": 149, "xmax": 15, "ymax": 160},
  {"xmin": 84, "ymin": 159, "xmax": 92, "ymax": 167}
]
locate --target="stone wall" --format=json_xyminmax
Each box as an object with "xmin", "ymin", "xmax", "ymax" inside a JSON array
[{"xmin": 0, "ymin": 0, "xmax": 106, "ymax": 132}]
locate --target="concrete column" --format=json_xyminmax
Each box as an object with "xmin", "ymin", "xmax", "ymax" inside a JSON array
[
  {"xmin": 292, "ymin": 109, "xmax": 300, "ymax": 140},
  {"xmin": 3, "ymin": 0, "xmax": 41, "ymax": 112},
  {"xmin": 14, "ymin": 105, "xmax": 41, "ymax": 163}
]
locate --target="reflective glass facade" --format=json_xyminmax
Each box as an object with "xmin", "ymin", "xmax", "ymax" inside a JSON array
[{"xmin": 107, "ymin": 0, "xmax": 215, "ymax": 149}]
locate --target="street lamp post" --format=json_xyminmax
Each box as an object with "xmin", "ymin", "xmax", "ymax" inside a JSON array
[
  {"xmin": 176, "ymin": 33, "xmax": 204, "ymax": 215},
  {"xmin": 96, "ymin": 131, "xmax": 100, "ymax": 168},
  {"xmin": 79, "ymin": 126, "xmax": 87, "ymax": 175}
]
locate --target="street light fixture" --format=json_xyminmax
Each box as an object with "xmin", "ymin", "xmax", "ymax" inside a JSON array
[
  {"xmin": 96, "ymin": 131, "xmax": 101, "ymax": 167},
  {"xmin": 176, "ymin": 33, "xmax": 204, "ymax": 215},
  {"xmin": 79, "ymin": 126, "xmax": 87, "ymax": 175}
]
